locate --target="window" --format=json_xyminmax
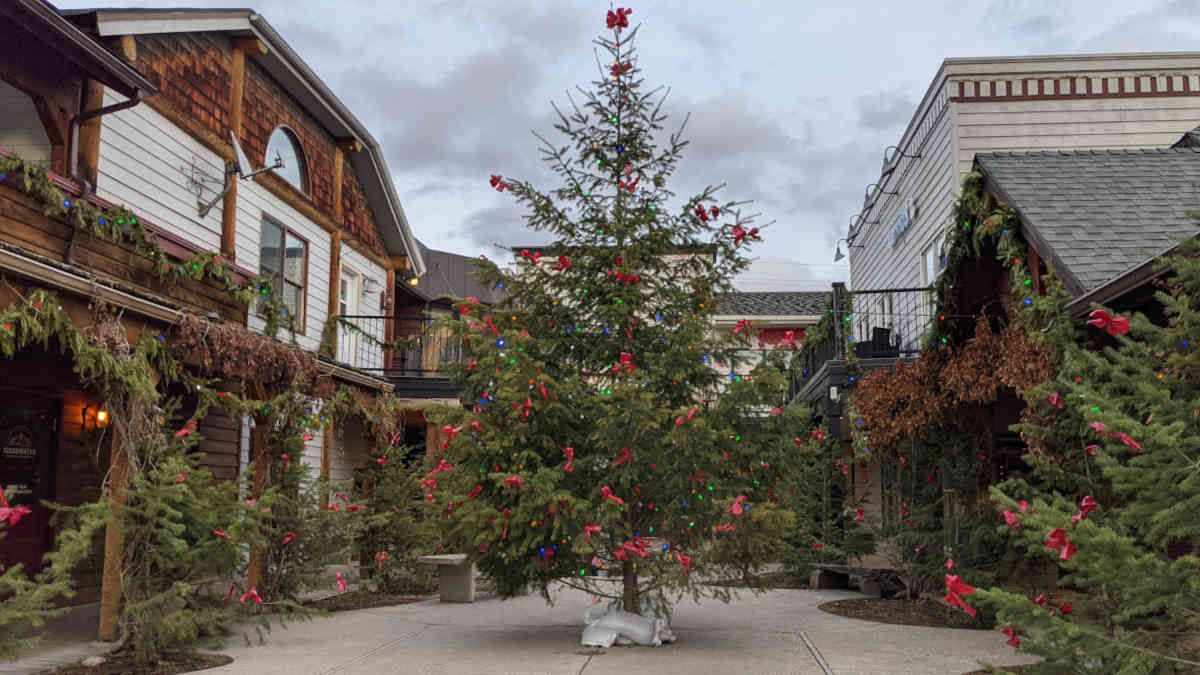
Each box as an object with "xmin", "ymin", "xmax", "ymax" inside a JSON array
[
  {"xmin": 258, "ymin": 219, "xmax": 307, "ymax": 328},
  {"xmin": 265, "ymin": 126, "xmax": 308, "ymax": 193},
  {"xmin": 337, "ymin": 267, "xmax": 360, "ymax": 366}
]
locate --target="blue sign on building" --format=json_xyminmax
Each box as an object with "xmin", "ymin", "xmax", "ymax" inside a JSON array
[{"xmin": 888, "ymin": 196, "xmax": 919, "ymax": 249}]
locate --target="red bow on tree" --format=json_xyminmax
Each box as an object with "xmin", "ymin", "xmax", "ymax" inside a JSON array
[
  {"xmin": 780, "ymin": 330, "xmax": 796, "ymax": 345},
  {"xmin": 240, "ymin": 587, "xmax": 262, "ymax": 604},
  {"xmin": 606, "ymin": 7, "xmax": 632, "ymax": 29},
  {"xmin": 716, "ymin": 523, "xmax": 736, "ymax": 533},
  {"xmin": 852, "ymin": 508, "xmax": 865, "ymax": 522},
  {"xmin": 212, "ymin": 528, "xmax": 232, "ymax": 541},
  {"xmin": 1034, "ymin": 593, "xmax": 1046, "ymax": 606},
  {"xmin": 174, "ymin": 420, "xmax": 197, "ymax": 439},
  {"xmin": 489, "ymin": 174, "xmax": 511, "ymax": 192},
  {"xmin": 440, "ymin": 426, "xmax": 463, "ymax": 450},
  {"xmin": 1002, "ymin": 626, "xmax": 1020, "ymax": 648},
  {"xmin": 554, "ymin": 256, "xmax": 571, "ymax": 271},
  {"xmin": 734, "ymin": 318, "xmax": 754, "ymax": 334},
  {"xmin": 485, "ymin": 315, "xmax": 499, "ymax": 336},
  {"xmin": 519, "ymin": 248, "xmax": 541, "ymax": 263},
  {"xmin": 174, "ymin": 473, "xmax": 187, "ymax": 485},
  {"xmin": 794, "ymin": 438, "xmax": 805, "ymax": 448},
  {"xmin": 1109, "ymin": 430, "xmax": 1142, "ymax": 453},
  {"xmin": 613, "ymin": 549, "xmax": 628, "ymax": 562},
  {"xmin": 375, "ymin": 551, "xmax": 389, "ymax": 571},
  {"xmin": 0, "ymin": 489, "xmax": 32, "ymax": 528},
  {"xmin": 346, "ymin": 504, "xmax": 365, "ymax": 512},
  {"xmin": 731, "ymin": 226, "xmax": 760, "ymax": 247},
  {"xmin": 563, "ymin": 447, "xmax": 575, "ymax": 473},
  {"xmin": 620, "ymin": 174, "xmax": 641, "ymax": 193},
  {"xmin": 768, "ymin": 407, "xmax": 784, "ymax": 416},
  {"xmin": 600, "ymin": 486, "xmax": 625, "ymax": 507},
  {"xmin": 1018, "ymin": 500, "xmax": 1031, "ymax": 513},
  {"xmin": 1045, "ymin": 528, "xmax": 1077, "ymax": 561},
  {"xmin": 1090, "ymin": 421, "xmax": 1107, "ymax": 434},
  {"xmin": 610, "ymin": 61, "xmax": 632, "ymax": 77},
  {"xmin": 943, "ymin": 574, "xmax": 977, "ymax": 616},
  {"xmin": 1085, "ymin": 444, "xmax": 1099, "ymax": 455},
  {"xmin": 539, "ymin": 381, "xmax": 552, "ymax": 401},
  {"xmin": 470, "ymin": 421, "xmax": 485, "ymax": 434},
  {"xmin": 520, "ymin": 396, "xmax": 533, "ymax": 420},
  {"xmin": 1044, "ymin": 393, "xmax": 1064, "ymax": 409},
  {"xmin": 419, "ymin": 477, "xmax": 438, "ymax": 490},
  {"xmin": 621, "ymin": 539, "xmax": 650, "ymax": 559},
  {"xmin": 280, "ymin": 454, "xmax": 291, "ymax": 471},
  {"xmin": 503, "ymin": 475, "xmax": 524, "ymax": 488},
  {"xmin": 336, "ymin": 572, "xmax": 347, "ymax": 593},
  {"xmin": 944, "ymin": 558, "xmax": 956, "ymax": 569},
  {"xmin": 428, "ymin": 460, "xmax": 454, "ymax": 479},
  {"xmin": 1078, "ymin": 495, "xmax": 1098, "ymax": 518},
  {"xmin": 376, "ymin": 456, "xmax": 388, "ymax": 468},
  {"xmin": 674, "ymin": 406, "xmax": 699, "ymax": 427},
  {"xmin": 281, "ymin": 532, "xmax": 298, "ymax": 546},
  {"xmin": 812, "ymin": 429, "xmax": 827, "ymax": 441},
  {"xmin": 467, "ymin": 485, "xmax": 483, "ymax": 500},
  {"xmin": 1087, "ymin": 309, "xmax": 1129, "ymax": 337},
  {"xmin": 678, "ymin": 554, "xmax": 693, "ymax": 574},
  {"xmin": 728, "ymin": 495, "xmax": 748, "ymax": 515},
  {"xmin": 1002, "ymin": 510, "xmax": 1021, "ymax": 529},
  {"xmin": 614, "ymin": 446, "xmax": 634, "ymax": 467},
  {"xmin": 1059, "ymin": 603, "xmax": 1074, "ymax": 615},
  {"xmin": 584, "ymin": 523, "xmax": 601, "ymax": 540},
  {"xmin": 900, "ymin": 455, "xmax": 907, "ymax": 467},
  {"xmin": 812, "ymin": 543, "xmax": 823, "ymax": 551}
]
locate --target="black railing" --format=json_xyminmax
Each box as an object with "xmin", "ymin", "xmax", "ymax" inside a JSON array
[{"xmin": 335, "ymin": 314, "xmax": 466, "ymax": 377}]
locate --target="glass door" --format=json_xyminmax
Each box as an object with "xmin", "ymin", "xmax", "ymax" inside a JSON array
[{"xmin": 338, "ymin": 267, "xmax": 360, "ymax": 367}]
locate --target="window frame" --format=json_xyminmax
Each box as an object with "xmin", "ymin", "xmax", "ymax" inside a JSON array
[
  {"xmin": 265, "ymin": 125, "xmax": 310, "ymax": 195},
  {"xmin": 257, "ymin": 216, "xmax": 309, "ymax": 335}
]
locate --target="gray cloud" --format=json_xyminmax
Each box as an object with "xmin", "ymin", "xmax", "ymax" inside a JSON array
[
  {"xmin": 854, "ymin": 89, "xmax": 918, "ymax": 132},
  {"xmin": 983, "ymin": 0, "xmax": 1067, "ymax": 37},
  {"xmin": 1075, "ymin": 0, "xmax": 1200, "ymax": 52}
]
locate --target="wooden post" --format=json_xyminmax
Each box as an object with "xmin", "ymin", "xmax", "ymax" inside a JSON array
[
  {"xmin": 221, "ymin": 42, "xmax": 248, "ymax": 260},
  {"xmin": 327, "ymin": 230, "xmax": 342, "ymax": 358},
  {"xmin": 114, "ymin": 35, "xmax": 137, "ymax": 65},
  {"xmin": 332, "ymin": 146, "xmax": 345, "ymax": 224},
  {"xmin": 320, "ymin": 425, "xmax": 333, "ymax": 509},
  {"xmin": 97, "ymin": 426, "xmax": 130, "ymax": 641},
  {"xmin": 1028, "ymin": 244, "xmax": 1042, "ymax": 296},
  {"xmin": 384, "ymin": 267, "xmax": 396, "ymax": 371},
  {"xmin": 78, "ymin": 78, "xmax": 106, "ymax": 185},
  {"xmin": 426, "ymin": 422, "xmax": 440, "ymax": 458},
  {"xmin": 245, "ymin": 412, "xmax": 271, "ymax": 592}
]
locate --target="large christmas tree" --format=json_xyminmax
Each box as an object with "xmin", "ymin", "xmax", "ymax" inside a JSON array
[{"xmin": 425, "ymin": 7, "xmax": 803, "ymax": 621}]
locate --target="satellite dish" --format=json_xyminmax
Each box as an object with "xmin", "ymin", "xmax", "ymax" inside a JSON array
[{"xmin": 231, "ymin": 130, "xmax": 253, "ymax": 178}]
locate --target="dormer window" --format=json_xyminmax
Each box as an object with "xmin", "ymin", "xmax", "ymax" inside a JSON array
[{"xmin": 265, "ymin": 126, "xmax": 308, "ymax": 193}]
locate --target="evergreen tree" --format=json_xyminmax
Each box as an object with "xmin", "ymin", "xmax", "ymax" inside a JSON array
[
  {"xmin": 971, "ymin": 242, "xmax": 1200, "ymax": 673},
  {"xmin": 424, "ymin": 7, "xmax": 806, "ymax": 617}
]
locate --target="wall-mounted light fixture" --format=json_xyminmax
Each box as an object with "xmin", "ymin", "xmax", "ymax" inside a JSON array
[
  {"xmin": 82, "ymin": 405, "xmax": 110, "ymax": 432},
  {"xmin": 833, "ymin": 238, "xmax": 865, "ymax": 262}
]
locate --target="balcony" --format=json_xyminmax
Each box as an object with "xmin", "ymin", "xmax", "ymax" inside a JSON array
[
  {"xmin": 789, "ymin": 285, "xmax": 933, "ymax": 431},
  {"xmin": 334, "ymin": 314, "xmax": 465, "ymax": 399}
]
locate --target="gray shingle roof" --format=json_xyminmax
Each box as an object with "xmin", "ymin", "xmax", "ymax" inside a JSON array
[
  {"xmin": 718, "ymin": 292, "xmax": 830, "ymax": 316},
  {"xmin": 416, "ymin": 241, "xmax": 506, "ymax": 304},
  {"xmin": 976, "ymin": 148, "xmax": 1200, "ymax": 296}
]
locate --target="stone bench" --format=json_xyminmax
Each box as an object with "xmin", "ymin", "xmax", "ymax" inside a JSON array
[{"xmin": 417, "ymin": 554, "xmax": 475, "ymax": 603}]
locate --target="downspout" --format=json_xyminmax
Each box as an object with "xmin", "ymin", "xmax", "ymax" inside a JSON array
[{"xmin": 69, "ymin": 93, "xmax": 146, "ymax": 186}]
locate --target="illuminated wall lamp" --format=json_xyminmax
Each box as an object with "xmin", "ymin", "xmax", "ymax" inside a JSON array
[{"xmin": 82, "ymin": 405, "xmax": 110, "ymax": 432}]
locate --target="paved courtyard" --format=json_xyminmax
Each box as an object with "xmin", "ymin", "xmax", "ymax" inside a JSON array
[{"xmin": 202, "ymin": 586, "xmax": 1038, "ymax": 675}]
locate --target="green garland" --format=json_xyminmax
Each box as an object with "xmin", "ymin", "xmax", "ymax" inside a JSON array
[
  {"xmin": 317, "ymin": 314, "xmax": 424, "ymax": 361},
  {"xmin": 0, "ymin": 154, "xmax": 294, "ymax": 338}
]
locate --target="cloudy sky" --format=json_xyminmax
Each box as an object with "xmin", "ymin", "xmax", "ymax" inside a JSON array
[{"xmin": 57, "ymin": 0, "xmax": 1200, "ymax": 290}]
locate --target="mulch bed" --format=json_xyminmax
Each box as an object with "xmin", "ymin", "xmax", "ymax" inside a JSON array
[
  {"xmin": 47, "ymin": 652, "xmax": 232, "ymax": 675},
  {"xmin": 705, "ymin": 570, "xmax": 810, "ymax": 589},
  {"xmin": 818, "ymin": 596, "xmax": 985, "ymax": 630},
  {"xmin": 963, "ymin": 666, "xmax": 1040, "ymax": 675},
  {"xmin": 304, "ymin": 590, "xmax": 428, "ymax": 612}
]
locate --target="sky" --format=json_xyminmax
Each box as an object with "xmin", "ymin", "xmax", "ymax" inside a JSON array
[{"xmin": 55, "ymin": 0, "xmax": 1200, "ymax": 290}]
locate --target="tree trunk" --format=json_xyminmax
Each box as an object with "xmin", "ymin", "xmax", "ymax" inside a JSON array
[{"xmin": 622, "ymin": 560, "xmax": 638, "ymax": 614}]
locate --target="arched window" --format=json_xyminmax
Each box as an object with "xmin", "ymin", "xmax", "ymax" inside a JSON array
[{"xmin": 265, "ymin": 126, "xmax": 308, "ymax": 193}]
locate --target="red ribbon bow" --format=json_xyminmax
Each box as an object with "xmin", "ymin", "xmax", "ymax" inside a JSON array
[
  {"xmin": 728, "ymin": 495, "xmax": 748, "ymax": 515},
  {"xmin": 600, "ymin": 486, "xmax": 625, "ymax": 507},
  {"xmin": 1002, "ymin": 510, "xmax": 1021, "ymax": 529},
  {"xmin": 336, "ymin": 572, "xmax": 346, "ymax": 593},
  {"xmin": 564, "ymin": 447, "xmax": 575, "ymax": 473},
  {"xmin": 694, "ymin": 205, "xmax": 710, "ymax": 222},
  {"xmin": 174, "ymin": 473, "xmax": 187, "ymax": 485},
  {"xmin": 1078, "ymin": 495, "xmax": 1098, "ymax": 519},
  {"xmin": 606, "ymin": 7, "xmax": 632, "ymax": 30},
  {"xmin": 520, "ymin": 396, "xmax": 533, "ymax": 420},
  {"xmin": 468, "ymin": 485, "xmax": 483, "ymax": 500},
  {"xmin": 346, "ymin": 504, "xmax": 365, "ymax": 512},
  {"xmin": 812, "ymin": 429, "xmax": 827, "ymax": 441},
  {"xmin": 485, "ymin": 315, "xmax": 499, "ymax": 336},
  {"xmin": 768, "ymin": 407, "xmax": 784, "ymax": 416},
  {"xmin": 419, "ymin": 477, "xmax": 438, "ymax": 490},
  {"xmin": 717, "ymin": 523, "xmax": 736, "ymax": 533},
  {"xmin": 427, "ymin": 460, "xmax": 454, "ymax": 481},
  {"xmin": 853, "ymin": 508, "xmax": 865, "ymax": 522},
  {"xmin": 489, "ymin": 174, "xmax": 510, "ymax": 192},
  {"xmin": 554, "ymin": 256, "xmax": 572, "ymax": 271},
  {"xmin": 503, "ymin": 475, "xmax": 525, "ymax": 488},
  {"xmin": 174, "ymin": 420, "xmax": 197, "ymax": 439},
  {"xmin": 240, "ymin": 587, "xmax": 262, "ymax": 604},
  {"xmin": 441, "ymin": 425, "xmax": 463, "ymax": 450},
  {"xmin": 212, "ymin": 528, "xmax": 232, "ymax": 541},
  {"xmin": 794, "ymin": 438, "xmax": 805, "ymax": 448},
  {"xmin": 1002, "ymin": 627, "xmax": 1020, "ymax": 648},
  {"xmin": 470, "ymin": 421, "xmax": 485, "ymax": 434},
  {"xmin": 1087, "ymin": 309, "xmax": 1129, "ymax": 337},
  {"xmin": 584, "ymin": 523, "xmax": 601, "ymax": 540},
  {"xmin": 376, "ymin": 456, "xmax": 388, "ymax": 468},
  {"xmin": 733, "ymin": 318, "xmax": 752, "ymax": 334},
  {"xmin": 943, "ymin": 575, "xmax": 977, "ymax": 616},
  {"xmin": 812, "ymin": 543, "xmax": 823, "ymax": 551},
  {"xmin": 944, "ymin": 558, "xmax": 956, "ymax": 569},
  {"xmin": 1109, "ymin": 430, "xmax": 1142, "ymax": 453},
  {"xmin": 539, "ymin": 381, "xmax": 551, "ymax": 400},
  {"xmin": 1044, "ymin": 393, "xmax": 1063, "ymax": 409},
  {"xmin": 614, "ymin": 446, "xmax": 634, "ymax": 467},
  {"xmin": 675, "ymin": 406, "xmax": 699, "ymax": 427},
  {"xmin": 731, "ymin": 226, "xmax": 760, "ymax": 247},
  {"xmin": 375, "ymin": 551, "xmax": 389, "ymax": 571},
  {"xmin": 610, "ymin": 61, "xmax": 632, "ymax": 77},
  {"xmin": 281, "ymin": 532, "xmax": 298, "ymax": 546},
  {"xmin": 779, "ymin": 330, "xmax": 796, "ymax": 345},
  {"xmin": 678, "ymin": 554, "xmax": 692, "ymax": 573},
  {"xmin": 280, "ymin": 454, "xmax": 291, "ymax": 471},
  {"xmin": 1045, "ymin": 528, "xmax": 1077, "ymax": 561}
]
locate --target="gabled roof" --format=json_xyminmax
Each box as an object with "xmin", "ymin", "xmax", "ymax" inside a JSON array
[
  {"xmin": 9, "ymin": 0, "xmax": 156, "ymax": 99},
  {"xmin": 717, "ymin": 292, "xmax": 830, "ymax": 317},
  {"xmin": 416, "ymin": 241, "xmax": 505, "ymax": 305},
  {"xmin": 61, "ymin": 6, "xmax": 425, "ymax": 276},
  {"xmin": 975, "ymin": 148, "xmax": 1200, "ymax": 301}
]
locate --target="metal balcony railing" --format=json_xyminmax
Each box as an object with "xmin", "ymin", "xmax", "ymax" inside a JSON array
[{"xmin": 334, "ymin": 314, "xmax": 466, "ymax": 377}]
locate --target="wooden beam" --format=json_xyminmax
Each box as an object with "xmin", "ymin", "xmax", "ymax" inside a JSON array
[
  {"xmin": 384, "ymin": 267, "xmax": 395, "ymax": 371},
  {"xmin": 1028, "ymin": 243, "xmax": 1042, "ymax": 296},
  {"xmin": 390, "ymin": 256, "xmax": 411, "ymax": 271},
  {"xmin": 97, "ymin": 424, "xmax": 130, "ymax": 641},
  {"xmin": 327, "ymin": 230, "xmax": 342, "ymax": 356},
  {"xmin": 77, "ymin": 78, "xmax": 106, "ymax": 185},
  {"xmin": 245, "ymin": 411, "xmax": 270, "ymax": 592},
  {"xmin": 113, "ymin": 35, "xmax": 137, "ymax": 66},
  {"xmin": 222, "ymin": 41, "xmax": 249, "ymax": 260},
  {"xmin": 332, "ymin": 147, "xmax": 345, "ymax": 225},
  {"xmin": 335, "ymin": 137, "xmax": 363, "ymax": 153},
  {"xmin": 232, "ymin": 37, "xmax": 268, "ymax": 55}
]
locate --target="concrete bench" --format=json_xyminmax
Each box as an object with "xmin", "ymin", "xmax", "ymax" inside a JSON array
[{"xmin": 417, "ymin": 554, "xmax": 475, "ymax": 603}]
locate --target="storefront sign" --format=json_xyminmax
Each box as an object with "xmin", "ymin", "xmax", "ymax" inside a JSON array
[
  {"xmin": 888, "ymin": 197, "xmax": 919, "ymax": 249},
  {"xmin": 2, "ymin": 426, "xmax": 36, "ymax": 461}
]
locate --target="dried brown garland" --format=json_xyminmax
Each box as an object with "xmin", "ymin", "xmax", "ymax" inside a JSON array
[{"xmin": 174, "ymin": 313, "xmax": 314, "ymax": 386}]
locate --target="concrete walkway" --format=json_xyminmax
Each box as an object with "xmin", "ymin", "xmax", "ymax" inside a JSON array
[{"xmin": 200, "ymin": 586, "xmax": 1038, "ymax": 675}]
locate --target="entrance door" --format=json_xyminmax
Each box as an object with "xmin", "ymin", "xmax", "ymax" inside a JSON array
[
  {"xmin": 338, "ymin": 267, "xmax": 361, "ymax": 367},
  {"xmin": 0, "ymin": 398, "xmax": 58, "ymax": 575}
]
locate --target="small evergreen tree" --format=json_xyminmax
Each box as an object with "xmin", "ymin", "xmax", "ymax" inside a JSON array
[
  {"xmin": 425, "ymin": 7, "xmax": 809, "ymax": 619},
  {"xmin": 971, "ymin": 243, "xmax": 1200, "ymax": 673}
]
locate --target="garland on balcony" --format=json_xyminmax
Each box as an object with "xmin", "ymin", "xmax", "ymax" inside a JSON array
[
  {"xmin": 0, "ymin": 154, "xmax": 294, "ymax": 338},
  {"xmin": 851, "ymin": 171, "xmax": 1066, "ymax": 455},
  {"xmin": 317, "ymin": 314, "xmax": 429, "ymax": 361}
]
